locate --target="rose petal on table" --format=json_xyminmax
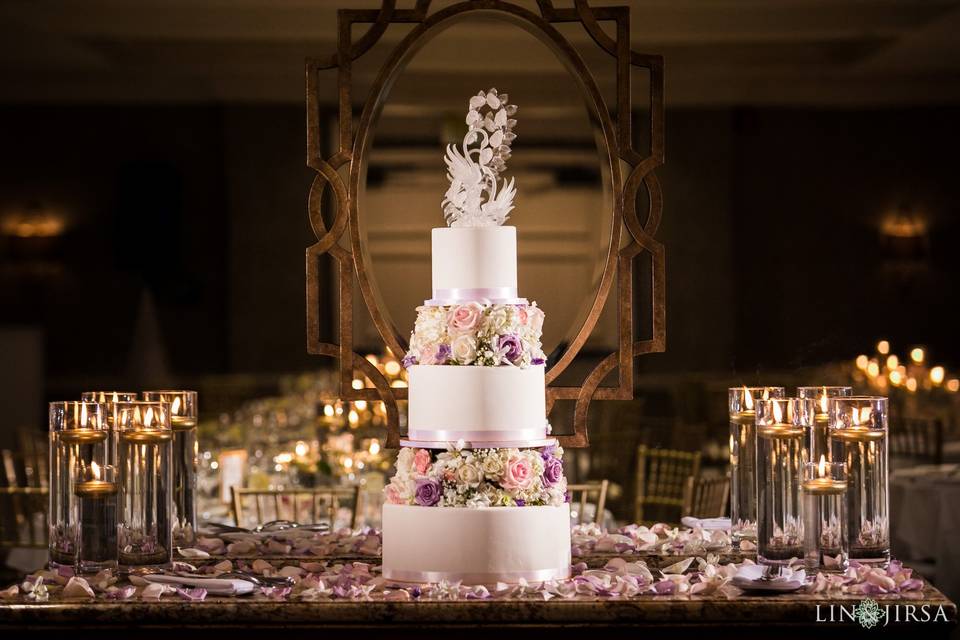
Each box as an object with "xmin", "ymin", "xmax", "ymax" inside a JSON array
[
  {"xmin": 195, "ymin": 537, "xmax": 226, "ymax": 554},
  {"xmin": 62, "ymin": 577, "xmax": 95, "ymax": 599},
  {"xmin": 212, "ymin": 559, "xmax": 233, "ymax": 573},
  {"xmin": 176, "ymin": 587, "xmax": 208, "ymax": 601},
  {"xmin": 141, "ymin": 583, "xmax": 173, "ymax": 600},
  {"xmin": 278, "ymin": 565, "xmax": 305, "ymax": 578},
  {"xmin": 251, "ymin": 558, "xmax": 274, "ymax": 575},
  {"xmin": 127, "ymin": 575, "xmax": 150, "ymax": 587},
  {"xmin": 661, "ymin": 557, "xmax": 694, "ymax": 575},
  {"xmin": 177, "ymin": 548, "xmax": 210, "ymax": 559},
  {"xmin": 864, "ymin": 570, "xmax": 896, "ymax": 591},
  {"xmin": 266, "ymin": 539, "xmax": 292, "ymax": 555},
  {"xmin": 104, "ymin": 585, "xmax": 137, "ymax": 600},
  {"xmin": 383, "ymin": 588, "xmax": 411, "ymax": 601},
  {"xmin": 226, "ymin": 540, "xmax": 256, "ymax": 555},
  {"xmin": 0, "ymin": 585, "xmax": 19, "ymax": 600},
  {"xmin": 299, "ymin": 561, "xmax": 325, "ymax": 573}
]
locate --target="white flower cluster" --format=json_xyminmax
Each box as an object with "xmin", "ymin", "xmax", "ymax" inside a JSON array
[
  {"xmin": 406, "ymin": 302, "xmax": 546, "ymax": 368},
  {"xmin": 442, "ymin": 88, "xmax": 518, "ymax": 228}
]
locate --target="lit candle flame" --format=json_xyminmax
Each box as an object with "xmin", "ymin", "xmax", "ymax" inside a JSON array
[
  {"xmin": 80, "ymin": 402, "xmax": 88, "ymax": 427},
  {"xmin": 171, "ymin": 396, "xmax": 181, "ymax": 415},
  {"xmin": 144, "ymin": 406, "xmax": 154, "ymax": 427},
  {"xmin": 772, "ymin": 400, "xmax": 783, "ymax": 423},
  {"xmin": 91, "ymin": 461, "xmax": 101, "ymax": 480},
  {"xmin": 819, "ymin": 388, "xmax": 829, "ymax": 414},
  {"xmin": 744, "ymin": 387, "xmax": 754, "ymax": 410},
  {"xmin": 818, "ymin": 455, "xmax": 827, "ymax": 478}
]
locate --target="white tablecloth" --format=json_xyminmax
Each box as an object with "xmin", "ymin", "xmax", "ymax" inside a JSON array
[{"xmin": 890, "ymin": 464, "xmax": 960, "ymax": 601}]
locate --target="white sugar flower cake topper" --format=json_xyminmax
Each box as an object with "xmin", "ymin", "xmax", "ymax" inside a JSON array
[{"xmin": 442, "ymin": 88, "xmax": 518, "ymax": 227}]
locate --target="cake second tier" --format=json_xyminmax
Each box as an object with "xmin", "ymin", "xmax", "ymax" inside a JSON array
[{"xmin": 406, "ymin": 364, "xmax": 548, "ymax": 446}]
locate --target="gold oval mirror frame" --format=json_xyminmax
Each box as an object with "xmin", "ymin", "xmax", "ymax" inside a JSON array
[{"xmin": 306, "ymin": 0, "xmax": 665, "ymax": 448}]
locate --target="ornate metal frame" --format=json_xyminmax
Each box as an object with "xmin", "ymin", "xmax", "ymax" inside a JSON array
[{"xmin": 306, "ymin": 0, "xmax": 664, "ymax": 448}]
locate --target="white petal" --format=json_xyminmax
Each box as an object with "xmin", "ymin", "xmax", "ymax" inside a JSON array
[
  {"xmin": 489, "ymin": 130, "xmax": 503, "ymax": 148},
  {"xmin": 469, "ymin": 95, "xmax": 486, "ymax": 110},
  {"xmin": 486, "ymin": 92, "xmax": 501, "ymax": 109},
  {"xmin": 494, "ymin": 109, "xmax": 507, "ymax": 127}
]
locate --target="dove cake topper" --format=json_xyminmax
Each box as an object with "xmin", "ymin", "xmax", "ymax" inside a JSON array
[{"xmin": 442, "ymin": 88, "xmax": 518, "ymax": 228}]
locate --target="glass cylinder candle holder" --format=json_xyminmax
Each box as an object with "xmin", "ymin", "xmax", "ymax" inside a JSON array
[
  {"xmin": 755, "ymin": 397, "xmax": 812, "ymax": 569},
  {"xmin": 728, "ymin": 386, "xmax": 785, "ymax": 549},
  {"xmin": 829, "ymin": 396, "xmax": 889, "ymax": 567},
  {"xmin": 797, "ymin": 386, "xmax": 852, "ymax": 462},
  {"xmin": 803, "ymin": 458, "xmax": 848, "ymax": 573},
  {"xmin": 48, "ymin": 401, "xmax": 107, "ymax": 568},
  {"xmin": 142, "ymin": 390, "xmax": 198, "ymax": 545},
  {"xmin": 75, "ymin": 462, "xmax": 118, "ymax": 573},
  {"xmin": 81, "ymin": 391, "xmax": 139, "ymax": 403},
  {"xmin": 116, "ymin": 401, "xmax": 173, "ymax": 568}
]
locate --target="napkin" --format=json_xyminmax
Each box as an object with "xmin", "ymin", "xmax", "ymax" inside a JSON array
[
  {"xmin": 680, "ymin": 516, "xmax": 731, "ymax": 531},
  {"xmin": 142, "ymin": 574, "xmax": 255, "ymax": 596}
]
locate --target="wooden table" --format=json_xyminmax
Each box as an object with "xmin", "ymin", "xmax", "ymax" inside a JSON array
[{"xmin": 0, "ymin": 555, "xmax": 956, "ymax": 637}]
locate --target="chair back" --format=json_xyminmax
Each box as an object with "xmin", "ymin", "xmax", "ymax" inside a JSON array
[
  {"xmin": 682, "ymin": 475, "xmax": 729, "ymax": 519},
  {"xmin": 890, "ymin": 417, "xmax": 943, "ymax": 465},
  {"xmin": 567, "ymin": 480, "xmax": 609, "ymax": 525},
  {"xmin": 0, "ymin": 448, "xmax": 48, "ymax": 549},
  {"xmin": 231, "ymin": 486, "xmax": 361, "ymax": 530},
  {"xmin": 635, "ymin": 445, "xmax": 701, "ymax": 524}
]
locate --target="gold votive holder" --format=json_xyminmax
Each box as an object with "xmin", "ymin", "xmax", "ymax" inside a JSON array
[
  {"xmin": 728, "ymin": 386, "xmax": 785, "ymax": 550},
  {"xmin": 48, "ymin": 401, "xmax": 107, "ymax": 569},
  {"xmin": 797, "ymin": 386, "xmax": 852, "ymax": 462},
  {"xmin": 115, "ymin": 401, "xmax": 173, "ymax": 569},
  {"xmin": 803, "ymin": 458, "xmax": 848, "ymax": 573},
  {"xmin": 142, "ymin": 390, "xmax": 198, "ymax": 545},
  {"xmin": 755, "ymin": 397, "xmax": 812, "ymax": 570},
  {"xmin": 829, "ymin": 396, "xmax": 889, "ymax": 567}
]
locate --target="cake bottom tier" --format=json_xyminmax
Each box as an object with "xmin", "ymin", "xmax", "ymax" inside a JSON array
[{"xmin": 381, "ymin": 503, "xmax": 571, "ymax": 584}]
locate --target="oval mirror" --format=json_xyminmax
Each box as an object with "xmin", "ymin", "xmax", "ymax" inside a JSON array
[{"xmin": 355, "ymin": 14, "xmax": 615, "ymax": 373}]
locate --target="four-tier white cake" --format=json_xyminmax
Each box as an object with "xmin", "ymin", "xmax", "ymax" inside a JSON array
[{"xmin": 381, "ymin": 89, "xmax": 571, "ymax": 584}]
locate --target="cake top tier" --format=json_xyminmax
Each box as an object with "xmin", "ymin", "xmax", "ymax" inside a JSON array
[{"xmin": 442, "ymin": 88, "xmax": 518, "ymax": 228}]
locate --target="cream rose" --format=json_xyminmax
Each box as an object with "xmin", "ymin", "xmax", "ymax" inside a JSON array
[
  {"xmin": 480, "ymin": 451, "xmax": 506, "ymax": 480},
  {"xmin": 450, "ymin": 334, "xmax": 478, "ymax": 364},
  {"xmin": 395, "ymin": 448, "xmax": 416, "ymax": 477},
  {"xmin": 485, "ymin": 306, "xmax": 509, "ymax": 334},
  {"xmin": 455, "ymin": 462, "xmax": 482, "ymax": 488}
]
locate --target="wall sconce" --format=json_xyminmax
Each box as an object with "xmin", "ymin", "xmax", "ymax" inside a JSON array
[{"xmin": 879, "ymin": 205, "xmax": 929, "ymax": 262}]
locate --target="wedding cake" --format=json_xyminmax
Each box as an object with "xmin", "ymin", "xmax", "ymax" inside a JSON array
[{"xmin": 382, "ymin": 89, "xmax": 571, "ymax": 584}]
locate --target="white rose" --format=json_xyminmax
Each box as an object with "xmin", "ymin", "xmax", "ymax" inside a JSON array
[
  {"xmin": 414, "ymin": 307, "xmax": 446, "ymax": 342},
  {"xmin": 485, "ymin": 307, "xmax": 509, "ymax": 334},
  {"xmin": 450, "ymin": 334, "xmax": 478, "ymax": 364},
  {"xmin": 480, "ymin": 450, "xmax": 507, "ymax": 480},
  {"xmin": 396, "ymin": 448, "xmax": 416, "ymax": 477},
  {"xmin": 456, "ymin": 462, "xmax": 482, "ymax": 488}
]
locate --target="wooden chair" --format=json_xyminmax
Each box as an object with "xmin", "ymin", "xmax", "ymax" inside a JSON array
[
  {"xmin": 634, "ymin": 445, "xmax": 701, "ymax": 525},
  {"xmin": 231, "ymin": 486, "xmax": 361, "ymax": 529},
  {"xmin": 682, "ymin": 475, "xmax": 730, "ymax": 519},
  {"xmin": 1, "ymin": 448, "xmax": 48, "ymax": 549},
  {"xmin": 890, "ymin": 417, "xmax": 944, "ymax": 465},
  {"xmin": 567, "ymin": 480, "xmax": 609, "ymax": 525}
]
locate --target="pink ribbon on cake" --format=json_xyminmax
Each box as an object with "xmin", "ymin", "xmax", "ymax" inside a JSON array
[
  {"xmin": 406, "ymin": 428, "xmax": 546, "ymax": 443},
  {"xmin": 425, "ymin": 287, "xmax": 525, "ymax": 305},
  {"xmin": 383, "ymin": 566, "xmax": 570, "ymax": 585}
]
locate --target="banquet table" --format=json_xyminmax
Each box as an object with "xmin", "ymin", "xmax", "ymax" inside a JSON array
[
  {"xmin": 1, "ymin": 527, "xmax": 956, "ymax": 637},
  {"xmin": 891, "ymin": 464, "xmax": 960, "ymax": 602}
]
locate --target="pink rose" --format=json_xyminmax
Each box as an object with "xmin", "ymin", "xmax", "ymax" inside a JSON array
[
  {"xmin": 528, "ymin": 306, "xmax": 545, "ymax": 333},
  {"xmin": 501, "ymin": 454, "xmax": 535, "ymax": 491},
  {"xmin": 517, "ymin": 306, "xmax": 529, "ymax": 326},
  {"xmin": 447, "ymin": 302, "xmax": 483, "ymax": 334},
  {"xmin": 414, "ymin": 449, "xmax": 432, "ymax": 475},
  {"xmin": 384, "ymin": 483, "xmax": 405, "ymax": 505}
]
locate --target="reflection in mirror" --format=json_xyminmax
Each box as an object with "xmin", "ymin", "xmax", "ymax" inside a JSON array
[{"xmin": 355, "ymin": 17, "xmax": 615, "ymax": 375}]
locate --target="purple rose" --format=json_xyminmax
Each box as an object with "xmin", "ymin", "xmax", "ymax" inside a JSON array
[
  {"xmin": 531, "ymin": 357, "xmax": 545, "ymax": 366},
  {"xmin": 436, "ymin": 343, "xmax": 451, "ymax": 364},
  {"xmin": 540, "ymin": 444, "xmax": 557, "ymax": 460},
  {"xmin": 402, "ymin": 353, "xmax": 418, "ymax": 368},
  {"xmin": 514, "ymin": 499, "xmax": 525, "ymax": 507},
  {"xmin": 542, "ymin": 456, "xmax": 564, "ymax": 486},
  {"xmin": 498, "ymin": 334, "xmax": 523, "ymax": 363},
  {"xmin": 414, "ymin": 478, "xmax": 441, "ymax": 506}
]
